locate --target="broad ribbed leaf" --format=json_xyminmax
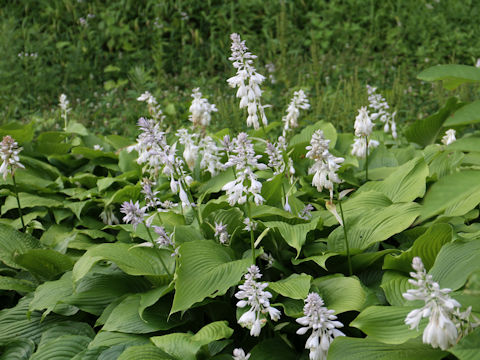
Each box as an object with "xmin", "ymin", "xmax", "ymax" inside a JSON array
[
  {"xmin": 381, "ymin": 271, "xmax": 414, "ymax": 306},
  {"xmin": 88, "ymin": 331, "xmax": 150, "ymax": 348},
  {"xmin": 117, "ymin": 344, "xmax": 172, "ymax": 360},
  {"xmin": 30, "ymin": 335, "xmax": 91, "ymax": 360},
  {"xmin": 0, "ymin": 224, "xmax": 42, "ymax": 268},
  {"xmin": 328, "ymin": 203, "xmax": 420, "ymax": 253},
  {"xmin": 312, "ymin": 275, "xmax": 366, "ymax": 314},
  {"xmin": 449, "ymin": 327, "xmax": 480, "ymax": 360},
  {"xmin": 268, "ymin": 273, "xmax": 311, "ymax": 300},
  {"xmin": 429, "ymin": 239, "xmax": 480, "ymax": 290},
  {"xmin": 171, "ymin": 240, "xmax": 251, "ymax": 314},
  {"xmin": 29, "ymin": 272, "xmax": 76, "ymax": 317},
  {"xmin": 445, "ymin": 100, "xmax": 480, "ymax": 126},
  {"xmin": 351, "ymin": 306, "xmax": 426, "ymax": 344},
  {"xmin": 329, "ymin": 337, "xmax": 447, "ymax": 360},
  {"xmin": 249, "ymin": 338, "xmax": 297, "ymax": 360},
  {"xmin": 417, "ymin": 64, "xmax": 480, "ymax": 89},
  {"xmin": 0, "ymin": 339, "xmax": 35, "ymax": 360},
  {"xmin": 291, "ymin": 253, "xmax": 337, "ymax": 270},
  {"xmin": 449, "ymin": 136, "xmax": 480, "ymax": 152},
  {"xmin": 1, "ymin": 193, "xmax": 62, "ymax": 213},
  {"xmin": 15, "ymin": 249, "xmax": 74, "ymax": 279},
  {"xmin": 0, "ymin": 275, "xmax": 35, "ymax": 292}
]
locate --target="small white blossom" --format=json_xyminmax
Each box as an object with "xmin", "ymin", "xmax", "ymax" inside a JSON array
[
  {"xmin": 441, "ymin": 129, "xmax": 456, "ymax": 146},
  {"xmin": 354, "ymin": 107, "xmax": 374, "ymax": 137},
  {"xmin": 306, "ymin": 130, "xmax": 344, "ymax": 199},
  {"xmin": 243, "ymin": 217, "xmax": 257, "ymax": 231},
  {"xmin": 296, "ymin": 293, "xmax": 345, "ymax": 360},
  {"xmin": 199, "ymin": 136, "xmax": 223, "ymax": 176},
  {"xmin": 177, "ymin": 128, "xmax": 199, "ymax": 170},
  {"xmin": 227, "ymin": 33, "xmax": 268, "ymax": 129},
  {"xmin": 93, "ymin": 144, "xmax": 103, "ymax": 151},
  {"xmin": 283, "ymin": 89, "xmax": 310, "ymax": 134},
  {"xmin": 351, "ymin": 137, "xmax": 379, "ymax": 158},
  {"xmin": 235, "ymin": 265, "xmax": 281, "ymax": 337},
  {"xmin": 259, "ymin": 252, "xmax": 274, "ymax": 268},
  {"xmin": 189, "ymin": 88, "xmax": 217, "ymax": 128},
  {"xmin": 366, "ymin": 85, "xmax": 397, "ymax": 138},
  {"xmin": 232, "ymin": 348, "xmax": 251, "ymax": 360},
  {"xmin": 100, "ymin": 204, "xmax": 119, "ymax": 225},
  {"xmin": 120, "ymin": 200, "xmax": 146, "ymax": 230},
  {"xmin": 214, "ymin": 222, "xmax": 230, "ymax": 244},
  {"xmin": 137, "ymin": 91, "xmax": 164, "ymax": 122},
  {"xmin": 0, "ymin": 136, "xmax": 25, "ymax": 180},
  {"xmin": 298, "ymin": 204, "xmax": 314, "ymax": 220}
]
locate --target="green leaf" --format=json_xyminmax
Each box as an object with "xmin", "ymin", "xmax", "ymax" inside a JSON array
[
  {"xmin": 449, "ymin": 136, "xmax": 480, "ymax": 152},
  {"xmin": 73, "ymin": 243, "xmax": 174, "ymax": 282},
  {"xmin": 312, "ymin": 275, "xmax": 367, "ymax": 313},
  {"xmin": 328, "ymin": 203, "xmax": 420, "ymax": 253},
  {"xmin": 30, "ymin": 335, "xmax": 92, "ymax": 360},
  {"xmin": 88, "ymin": 331, "xmax": 149, "ymax": 348},
  {"xmin": 249, "ymin": 337, "xmax": 297, "ymax": 360},
  {"xmin": 429, "ymin": 239, "xmax": 480, "ymax": 291},
  {"xmin": 263, "ymin": 217, "xmax": 321, "ymax": 257},
  {"xmin": 0, "ymin": 224, "xmax": 42, "ymax": 268},
  {"xmin": 291, "ymin": 252, "xmax": 337, "ymax": 270},
  {"xmin": 359, "ymin": 158, "xmax": 428, "ymax": 203},
  {"xmin": 449, "ymin": 327, "xmax": 480, "ymax": 360},
  {"xmin": 0, "ymin": 275, "xmax": 35, "ymax": 292},
  {"xmin": 418, "ymin": 64, "xmax": 480, "ymax": 90},
  {"xmin": 381, "ymin": 271, "xmax": 414, "ymax": 306},
  {"xmin": 65, "ymin": 121, "xmax": 89, "ymax": 136},
  {"xmin": 117, "ymin": 345, "xmax": 172, "ymax": 360},
  {"xmin": 0, "ymin": 122, "xmax": 34, "ymax": 144},
  {"xmin": 328, "ymin": 337, "xmax": 447, "ymax": 360},
  {"xmin": 151, "ymin": 321, "xmax": 233, "ymax": 360},
  {"xmin": 268, "ymin": 273, "xmax": 312, "ymax": 300},
  {"xmin": 289, "ymin": 120, "xmax": 337, "ymax": 158},
  {"xmin": 138, "ymin": 284, "xmax": 173, "ymax": 320},
  {"xmin": 351, "ymin": 306, "xmax": 426, "ymax": 344},
  {"xmin": 445, "ymin": 100, "xmax": 480, "ymax": 126},
  {"xmin": 29, "ymin": 272, "xmax": 75, "ymax": 317},
  {"xmin": 197, "ymin": 169, "xmax": 235, "ymax": 195},
  {"xmin": 417, "ymin": 170, "xmax": 480, "ymax": 223},
  {"xmin": 106, "ymin": 185, "xmax": 141, "ymax": 205},
  {"xmin": 383, "ymin": 224, "xmax": 452, "ymax": 273},
  {"xmin": 15, "ymin": 249, "xmax": 74, "ymax": 280},
  {"xmin": 405, "ymin": 97, "xmax": 460, "ymax": 147},
  {"xmin": 1, "ymin": 193, "xmax": 62, "ymax": 213},
  {"xmin": 171, "ymin": 240, "xmax": 251, "ymax": 314},
  {"xmin": 0, "ymin": 339, "xmax": 35, "ymax": 360}
]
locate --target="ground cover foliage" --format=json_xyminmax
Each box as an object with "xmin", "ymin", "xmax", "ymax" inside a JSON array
[
  {"xmin": 1, "ymin": 27, "xmax": 480, "ymax": 358},
  {"xmin": 1, "ymin": 0, "xmax": 480, "ymax": 134}
]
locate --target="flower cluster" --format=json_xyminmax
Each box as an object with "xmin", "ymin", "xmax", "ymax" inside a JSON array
[
  {"xmin": 199, "ymin": 136, "xmax": 224, "ymax": 176},
  {"xmin": 100, "ymin": 204, "xmax": 119, "ymax": 225},
  {"xmin": 403, "ymin": 257, "xmax": 478, "ymax": 350},
  {"xmin": 222, "ymin": 133, "xmax": 267, "ymax": 206},
  {"xmin": 214, "ymin": 222, "xmax": 230, "ymax": 244},
  {"xmin": 366, "ymin": 85, "xmax": 397, "ymax": 138},
  {"xmin": 306, "ymin": 130, "xmax": 344, "ymax": 200},
  {"xmin": 283, "ymin": 89, "xmax": 310, "ymax": 135},
  {"xmin": 0, "ymin": 136, "xmax": 25, "ymax": 180},
  {"xmin": 120, "ymin": 200, "xmax": 146, "ymax": 230},
  {"xmin": 351, "ymin": 107, "xmax": 379, "ymax": 158},
  {"xmin": 235, "ymin": 265, "xmax": 281, "ymax": 336},
  {"xmin": 232, "ymin": 348, "xmax": 250, "ymax": 360},
  {"xmin": 189, "ymin": 88, "xmax": 218, "ymax": 128},
  {"xmin": 227, "ymin": 33, "xmax": 267, "ymax": 129},
  {"xmin": 296, "ymin": 292, "xmax": 345, "ymax": 360},
  {"xmin": 177, "ymin": 128, "xmax": 199, "ymax": 170},
  {"xmin": 441, "ymin": 129, "xmax": 456, "ymax": 146},
  {"xmin": 137, "ymin": 91, "xmax": 165, "ymax": 122}
]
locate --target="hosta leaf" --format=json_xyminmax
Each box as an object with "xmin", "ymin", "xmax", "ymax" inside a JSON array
[
  {"xmin": 15, "ymin": 249, "xmax": 74, "ymax": 279},
  {"xmin": 249, "ymin": 338, "xmax": 297, "ymax": 360},
  {"xmin": 312, "ymin": 275, "xmax": 366, "ymax": 314},
  {"xmin": 117, "ymin": 345, "xmax": 172, "ymax": 360},
  {"xmin": 417, "ymin": 170, "xmax": 480, "ymax": 223},
  {"xmin": 383, "ymin": 223, "xmax": 452, "ymax": 273},
  {"xmin": 106, "ymin": 185, "xmax": 141, "ymax": 205},
  {"xmin": 151, "ymin": 321, "xmax": 233, "ymax": 360},
  {"xmin": 171, "ymin": 240, "xmax": 251, "ymax": 314},
  {"xmin": 328, "ymin": 337, "xmax": 447, "ymax": 360},
  {"xmin": 429, "ymin": 238, "xmax": 480, "ymax": 290},
  {"xmin": 250, "ymin": 204, "xmax": 298, "ymax": 219},
  {"xmin": 0, "ymin": 339, "xmax": 35, "ymax": 360},
  {"xmin": 0, "ymin": 224, "xmax": 42, "ymax": 268},
  {"xmin": 29, "ymin": 272, "xmax": 75, "ymax": 317},
  {"xmin": 197, "ymin": 169, "xmax": 234, "ymax": 194},
  {"xmin": 449, "ymin": 327, "xmax": 480, "ymax": 360},
  {"xmin": 88, "ymin": 331, "xmax": 150, "ymax": 348},
  {"xmin": 72, "ymin": 243, "xmax": 174, "ymax": 282},
  {"xmin": 381, "ymin": 271, "xmax": 414, "ymax": 306},
  {"xmin": 0, "ymin": 122, "xmax": 34, "ymax": 144},
  {"xmin": 328, "ymin": 203, "xmax": 420, "ymax": 253},
  {"xmin": 30, "ymin": 335, "xmax": 92, "ymax": 360},
  {"xmin": 449, "ymin": 136, "xmax": 480, "ymax": 152},
  {"xmin": 39, "ymin": 321, "xmax": 95, "ymax": 344},
  {"xmin": 418, "ymin": 64, "xmax": 480, "ymax": 89},
  {"xmin": 71, "ymin": 146, "xmax": 117, "ymax": 160},
  {"xmin": 359, "ymin": 157, "xmax": 428, "ymax": 203},
  {"xmin": 138, "ymin": 284, "xmax": 173, "ymax": 320},
  {"xmin": 0, "ymin": 275, "xmax": 35, "ymax": 292},
  {"xmin": 291, "ymin": 252, "xmax": 337, "ymax": 270},
  {"xmin": 445, "ymin": 100, "xmax": 480, "ymax": 126},
  {"xmin": 1, "ymin": 193, "xmax": 62, "ymax": 213},
  {"xmin": 263, "ymin": 217, "xmax": 321, "ymax": 257},
  {"xmin": 268, "ymin": 273, "xmax": 312, "ymax": 300},
  {"xmin": 351, "ymin": 306, "xmax": 427, "ymax": 344}
]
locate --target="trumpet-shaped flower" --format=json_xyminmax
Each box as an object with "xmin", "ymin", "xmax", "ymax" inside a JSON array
[
  {"xmin": 214, "ymin": 222, "xmax": 230, "ymax": 244},
  {"xmin": 283, "ymin": 89, "xmax": 310, "ymax": 133},
  {"xmin": 189, "ymin": 88, "xmax": 217, "ymax": 127},
  {"xmin": 0, "ymin": 136, "xmax": 25, "ymax": 180},
  {"xmin": 441, "ymin": 129, "xmax": 456, "ymax": 146},
  {"xmin": 296, "ymin": 293, "xmax": 345, "ymax": 360},
  {"xmin": 137, "ymin": 91, "xmax": 164, "ymax": 122},
  {"xmin": 351, "ymin": 137, "xmax": 379, "ymax": 158},
  {"xmin": 232, "ymin": 348, "xmax": 251, "ymax": 360},
  {"xmin": 100, "ymin": 204, "xmax": 119, "ymax": 225},
  {"xmin": 235, "ymin": 265, "xmax": 281, "ymax": 337},
  {"xmin": 120, "ymin": 200, "xmax": 146, "ymax": 230},
  {"xmin": 366, "ymin": 85, "xmax": 397, "ymax": 138},
  {"xmin": 354, "ymin": 107, "xmax": 374, "ymax": 137}
]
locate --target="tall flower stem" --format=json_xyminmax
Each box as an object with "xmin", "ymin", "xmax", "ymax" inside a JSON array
[
  {"xmin": 337, "ymin": 192, "xmax": 352, "ymax": 276},
  {"xmin": 365, "ymin": 137, "xmax": 369, "ymax": 182},
  {"xmin": 145, "ymin": 224, "xmax": 171, "ymax": 277},
  {"xmin": 247, "ymin": 201, "xmax": 255, "ymax": 265},
  {"xmin": 12, "ymin": 175, "xmax": 25, "ymax": 232}
]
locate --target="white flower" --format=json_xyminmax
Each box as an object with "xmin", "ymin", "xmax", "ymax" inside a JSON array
[
  {"xmin": 441, "ymin": 129, "xmax": 456, "ymax": 146},
  {"xmin": 227, "ymin": 33, "xmax": 267, "ymax": 129},
  {"xmin": 366, "ymin": 85, "xmax": 397, "ymax": 139},
  {"xmin": 93, "ymin": 144, "xmax": 103, "ymax": 151},
  {"xmin": 476, "ymin": 58, "xmax": 480, "ymax": 68},
  {"xmin": 100, "ymin": 204, "xmax": 119, "ymax": 225},
  {"xmin": 298, "ymin": 204, "xmax": 314, "ymax": 220},
  {"xmin": 306, "ymin": 130, "xmax": 344, "ymax": 199},
  {"xmin": 137, "ymin": 91, "xmax": 164, "ymax": 122},
  {"xmin": 120, "ymin": 200, "xmax": 146, "ymax": 230},
  {"xmin": 259, "ymin": 252, "xmax": 274, "ymax": 268},
  {"xmin": 351, "ymin": 137, "xmax": 379, "ymax": 158},
  {"xmin": 141, "ymin": 178, "xmax": 161, "ymax": 210},
  {"xmin": 402, "ymin": 257, "xmax": 479, "ymax": 351},
  {"xmin": 214, "ymin": 222, "xmax": 230, "ymax": 244},
  {"xmin": 243, "ymin": 217, "xmax": 257, "ymax": 231},
  {"xmin": 59, "ymin": 93, "xmax": 71, "ymax": 113},
  {"xmin": 232, "ymin": 348, "xmax": 251, "ymax": 360},
  {"xmin": 235, "ymin": 265, "xmax": 281, "ymax": 336},
  {"xmin": 189, "ymin": 88, "xmax": 217, "ymax": 127},
  {"xmin": 283, "ymin": 89, "xmax": 310, "ymax": 133},
  {"xmin": 296, "ymin": 293, "xmax": 345, "ymax": 360},
  {"xmin": 0, "ymin": 136, "xmax": 25, "ymax": 180},
  {"xmin": 199, "ymin": 136, "xmax": 223, "ymax": 176},
  {"xmin": 354, "ymin": 107, "xmax": 374, "ymax": 137},
  {"xmin": 177, "ymin": 128, "xmax": 199, "ymax": 170}
]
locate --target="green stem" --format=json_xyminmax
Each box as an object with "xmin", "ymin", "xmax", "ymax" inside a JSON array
[
  {"xmin": 12, "ymin": 175, "xmax": 25, "ymax": 232},
  {"xmin": 247, "ymin": 201, "xmax": 255, "ymax": 265},
  {"xmin": 337, "ymin": 191, "xmax": 352, "ymax": 276},
  {"xmin": 145, "ymin": 224, "xmax": 171, "ymax": 277},
  {"xmin": 365, "ymin": 137, "xmax": 369, "ymax": 182}
]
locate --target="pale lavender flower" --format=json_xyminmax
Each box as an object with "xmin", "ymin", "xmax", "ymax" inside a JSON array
[
  {"xmin": 141, "ymin": 178, "xmax": 161, "ymax": 210},
  {"xmin": 243, "ymin": 217, "xmax": 257, "ymax": 231},
  {"xmin": 214, "ymin": 222, "xmax": 230, "ymax": 244},
  {"xmin": 235, "ymin": 265, "xmax": 281, "ymax": 336},
  {"xmin": 137, "ymin": 91, "xmax": 164, "ymax": 122},
  {"xmin": 0, "ymin": 136, "xmax": 25, "ymax": 180},
  {"xmin": 100, "ymin": 204, "xmax": 119, "ymax": 225},
  {"xmin": 120, "ymin": 200, "xmax": 146, "ymax": 230},
  {"xmin": 176, "ymin": 128, "xmax": 199, "ymax": 170},
  {"xmin": 189, "ymin": 88, "xmax": 217, "ymax": 127},
  {"xmin": 296, "ymin": 293, "xmax": 345, "ymax": 360},
  {"xmin": 283, "ymin": 89, "xmax": 310, "ymax": 134},
  {"xmin": 298, "ymin": 204, "xmax": 314, "ymax": 220},
  {"xmin": 259, "ymin": 252, "xmax": 274, "ymax": 269},
  {"xmin": 153, "ymin": 226, "xmax": 174, "ymax": 248},
  {"xmin": 354, "ymin": 107, "xmax": 374, "ymax": 137}
]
